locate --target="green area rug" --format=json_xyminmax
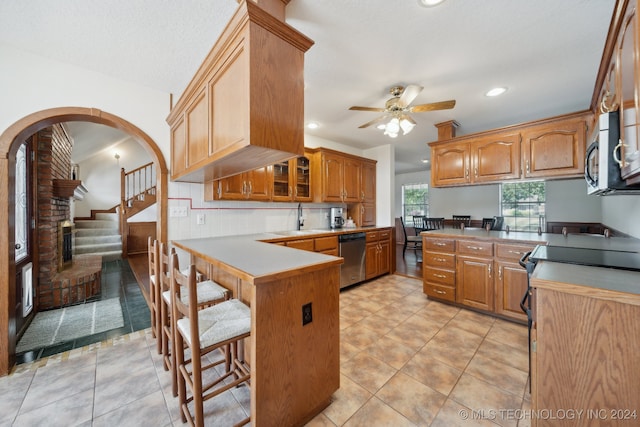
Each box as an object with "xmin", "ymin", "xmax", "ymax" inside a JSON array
[{"xmin": 16, "ymin": 298, "xmax": 124, "ymax": 353}]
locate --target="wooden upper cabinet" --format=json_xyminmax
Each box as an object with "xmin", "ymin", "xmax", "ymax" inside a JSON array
[
  {"xmin": 321, "ymin": 152, "xmax": 345, "ymax": 202},
  {"xmin": 361, "ymin": 160, "xmax": 376, "ymax": 203},
  {"xmin": 167, "ymin": 1, "xmax": 314, "ymax": 183},
  {"xmin": 472, "ymin": 133, "xmax": 521, "ymax": 182},
  {"xmin": 312, "ymin": 148, "xmax": 376, "ymax": 202},
  {"xmin": 206, "ymin": 165, "xmax": 271, "ymax": 201},
  {"xmin": 431, "ymin": 141, "xmax": 471, "ymax": 186},
  {"xmin": 430, "ymin": 112, "xmax": 590, "ymax": 186},
  {"xmin": 343, "ymin": 157, "xmax": 362, "ymax": 203},
  {"xmin": 521, "ymin": 117, "xmax": 587, "ymax": 178},
  {"xmin": 272, "ymin": 153, "xmax": 312, "ymax": 202},
  {"xmin": 171, "ymin": 117, "xmax": 187, "ymax": 177}
]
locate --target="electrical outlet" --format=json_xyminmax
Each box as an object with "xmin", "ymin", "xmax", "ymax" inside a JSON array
[{"xmin": 302, "ymin": 302, "xmax": 312, "ymax": 326}]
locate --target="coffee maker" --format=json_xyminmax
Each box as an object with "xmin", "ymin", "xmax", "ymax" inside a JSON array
[{"xmin": 329, "ymin": 207, "xmax": 345, "ymax": 229}]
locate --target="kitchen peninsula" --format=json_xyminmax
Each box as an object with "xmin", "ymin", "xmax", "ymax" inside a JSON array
[{"xmin": 172, "ymin": 234, "xmax": 342, "ymax": 427}]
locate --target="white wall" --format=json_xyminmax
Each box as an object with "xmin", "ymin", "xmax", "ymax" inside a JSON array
[
  {"xmin": 545, "ymin": 179, "xmax": 601, "ymax": 222},
  {"xmin": 601, "ymin": 195, "xmax": 640, "ymax": 238},
  {"xmin": 74, "ymin": 137, "xmax": 152, "ymax": 218}
]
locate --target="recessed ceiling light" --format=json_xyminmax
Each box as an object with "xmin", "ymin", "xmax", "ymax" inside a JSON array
[
  {"xmin": 485, "ymin": 87, "xmax": 508, "ymax": 97},
  {"xmin": 421, "ymin": 158, "xmax": 430, "ymax": 164},
  {"xmin": 418, "ymin": 0, "xmax": 446, "ymax": 7},
  {"xmin": 306, "ymin": 122, "xmax": 319, "ymax": 129}
]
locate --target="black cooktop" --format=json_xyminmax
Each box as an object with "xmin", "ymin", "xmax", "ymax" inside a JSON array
[{"xmin": 530, "ymin": 245, "xmax": 640, "ymax": 272}]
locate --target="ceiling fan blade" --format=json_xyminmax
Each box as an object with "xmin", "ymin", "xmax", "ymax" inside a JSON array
[
  {"xmin": 358, "ymin": 115, "xmax": 388, "ymax": 129},
  {"xmin": 349, "ymin": 106, "xmax": 386, "ymax": 112},
  {"xmin": 410, "ymin": 99, "xmax": 456, "ymax": 112},
  {"xmin": 397, "ymin": 85, "xmax": 424, "ymax": 108}
]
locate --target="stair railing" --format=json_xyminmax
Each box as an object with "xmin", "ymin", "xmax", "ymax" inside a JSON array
[
  {"xmin": 120, "ymin": 161, "xmax": 156, "ymax": 259},
  {"xmin": 121, "ymin": 162, "xmax": 156, "ymax": 215}
]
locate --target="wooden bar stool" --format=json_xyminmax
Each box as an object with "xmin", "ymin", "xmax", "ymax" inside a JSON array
[
  {"xmin": 170, "ymin": 253, "xmax": 251, "ymax": 427},
  {"xmin": 147, "ymin": 237, "xmax": 160, "ymax": 343},
  {"xmin": 160, "ymin": 242, "xmax": 229, "ymax": 397}
]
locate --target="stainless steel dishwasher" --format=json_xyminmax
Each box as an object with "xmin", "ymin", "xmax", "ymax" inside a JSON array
[{"xmin": 339, "ymin": 232, "xmax": 366, "ymax": 288}]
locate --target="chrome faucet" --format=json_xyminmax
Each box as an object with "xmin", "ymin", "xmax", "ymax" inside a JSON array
[{"xmin": 297, "ymin": 203, "xmax": 304, "ymax": 230}]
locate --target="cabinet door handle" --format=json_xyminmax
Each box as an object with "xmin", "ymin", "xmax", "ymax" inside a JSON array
[
  {"xmin": 466, "ymin": 246, "xmax": 482, "ymax": 250},
  {"xmin": 488, "ymin": 264, "xmax": 492, "ymax": 278},
  {"xmin": 248, "ymin": 181, "xmax": 252, "ymax": 195},
  {"xmin": 433, "ymin": 257, "xmax": 447, "ymax": 262},
  {"xmin": 434, "ymin": 242, "xmax": 446, "ymax": 246},
  {"xmin": 361, "ymin": 190, "xmax": 365, "ymax": 201},
  {"xmin": 217, "ymin": 182, "xmax": 222, "ymax": 198},
  {"xmin": 242, "ymin": 181, "xmax": 247, "ymax": 195},
  {"xmin": 498, "ymin": 266, "xmax": 502, "ymax": 280},
  {"xmin": 474, "ymin": 167, "xmax": 478, "ymax": 178},
  {"xmin": 433, "ymin": 273, "xmax": 446, "ymax": 279},
  {"xmin": 526, "ymin": 159, "xmax": 530, "ymax": 173},
  {"xmin": 508, "ymin": 250, "xmax": 525, "ymax": 255},
  {"xmin": 433, "ymin": 288, "xmax": 446, "ymax": 295},
  {"xmin": 465, "ymin": 168, "xmax": 469, "ymax": 180}
]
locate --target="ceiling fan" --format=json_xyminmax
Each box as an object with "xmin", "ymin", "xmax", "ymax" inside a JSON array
[{"xmin": 349, "ymin": 85, "xmax": 456, "ymax": 138}]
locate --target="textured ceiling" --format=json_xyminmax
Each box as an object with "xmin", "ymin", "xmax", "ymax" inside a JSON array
[{"xmin": 0, "ymin": 0, "xmax": 616, "ymax": 173}]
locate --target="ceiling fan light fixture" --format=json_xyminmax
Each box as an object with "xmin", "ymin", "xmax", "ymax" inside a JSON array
[
  {"xmin": 485, "ymin": 87, "xmax": 507, "ymax": 97},
  {"xmin": 384, "ymin": 117, "xmax": 400, "ymax": 136},
  {"xmin": 400, "ymin": 117, "xmax": 415, "ymax": 135},
  {"xmin": 418, "ymin": 0, "xmax": 446, "ymax": 7},
  {"xmin": 306, "ymin": 121, "xmax": 319, "ymax": 129},
  {"xmin": 376, "ymin": 123, "xmax": 386, "ymax": 130}
]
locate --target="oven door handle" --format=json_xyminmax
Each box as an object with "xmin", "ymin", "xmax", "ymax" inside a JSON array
[{"xmin": 519, "ymin": 251, "xmax": 532, "ymax": 269}]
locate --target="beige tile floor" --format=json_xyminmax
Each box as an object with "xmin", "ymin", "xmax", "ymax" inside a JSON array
[{"xmin": 1, "ymin": 274, "xmax": 531, "ymax": 426}]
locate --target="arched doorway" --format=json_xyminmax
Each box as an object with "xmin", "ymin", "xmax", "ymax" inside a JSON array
[{"xmin": 0, "ymin": 106, "xmax": 168, "ymax": 376}]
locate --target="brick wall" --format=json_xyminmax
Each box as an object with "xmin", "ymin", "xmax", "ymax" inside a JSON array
[{"xmin": 36, "ymin": 124, "xmax": 74, "ymax": 309}]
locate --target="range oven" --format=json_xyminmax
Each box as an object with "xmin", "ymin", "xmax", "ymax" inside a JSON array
[{"xmin": 519, "ymin": 244, "xmax": 640, "ymax": 390}]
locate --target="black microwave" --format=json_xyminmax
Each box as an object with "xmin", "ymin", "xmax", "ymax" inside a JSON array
[{"xmin": 585, "ymin": 110, "xmax": 640, "ymax": 195}]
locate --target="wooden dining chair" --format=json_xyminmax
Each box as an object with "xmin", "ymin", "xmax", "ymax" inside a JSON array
[
  {"xmin": 170, "ymin": 253, "xmax": 251, "ymax": 427},
  {"xmin": 412, "ymin": 215, "xmax": 426, "ymax": 235},
  {"xmin": 452, "ymin": 215, "xmax": 471, "ymax": 229},
  {"xmin": 400, "ymin": 217, "xmax": 422, "ymax": 259},
  {"xmin": 159, "ymin": 242, "xmax": 229, "ymax": 397},
  {"xmin": 148, "ymin": 237, "xmax": 160, "ymax": 342},
  {"xmin": 423, "ymin": 217, "xmax": 445, "ymax": 231}
]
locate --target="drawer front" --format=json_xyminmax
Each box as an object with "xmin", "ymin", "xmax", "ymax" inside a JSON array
[
  {"xmin": 286, "ymin": 239, "xmax": 315, "ymax": 252},
  {"xmin": 423, "ymin": 266, "xmax": 455, "ymax": 286},
  {"xmin": 424, "ymin": 237, "xmax": 455, "ymax": 252},
  {"xmin": 423, "ymin": 283, "xmax": 455, "ymax": 302},
  {"xmin": 423, "ymin": 251, "xmax": 455, "ymax": 269},
  {"xmin": 315, "ymin": 236, "xmax": 338, "ymax": 252},
  {"xmin": 378, "ymin": 229, "xmax": 391, "ymax": 240},
  {"xmin": 457, "ymin": 240, "xmax": 493, "ymax": 257},
  {"xmin": 495, "ymin": 243, "xmax": 535, "ymax": 261},
  {"xmin": 365, "ymin": 231, "xmax": 379, "ymax": 242}
]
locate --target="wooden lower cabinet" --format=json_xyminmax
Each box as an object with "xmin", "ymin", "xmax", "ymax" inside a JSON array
[
  {"xmin": 531, "ymin": 285, "xmax": 640, "ymax": 427},
  {"xmin": 495, "ymin": 260, "xmax": 528, "ymax": 322},
  {"xmin": 423, "ymin": 241, "xmax": 456, "ymax": 302},
  {"xmin": 365, "ymin": 229, "xmax": 391, "ymax": 279},
  {"xmin": 456, "ymin": 256, "xmax": 494, "ymax": 311},
  {"xmin": 423, "ymin": 233, "xmax": 534, "ymax": 322}
]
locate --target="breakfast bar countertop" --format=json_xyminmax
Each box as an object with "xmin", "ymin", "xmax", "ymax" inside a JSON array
[{"xmin": 172, "ymin": 233, "xmax": 343, "ymax": 285}]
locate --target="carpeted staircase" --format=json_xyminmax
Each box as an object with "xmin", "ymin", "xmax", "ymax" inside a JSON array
[{"xmin": 73, "ymin": 212, "xmax": 122, "ymax": 261}]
